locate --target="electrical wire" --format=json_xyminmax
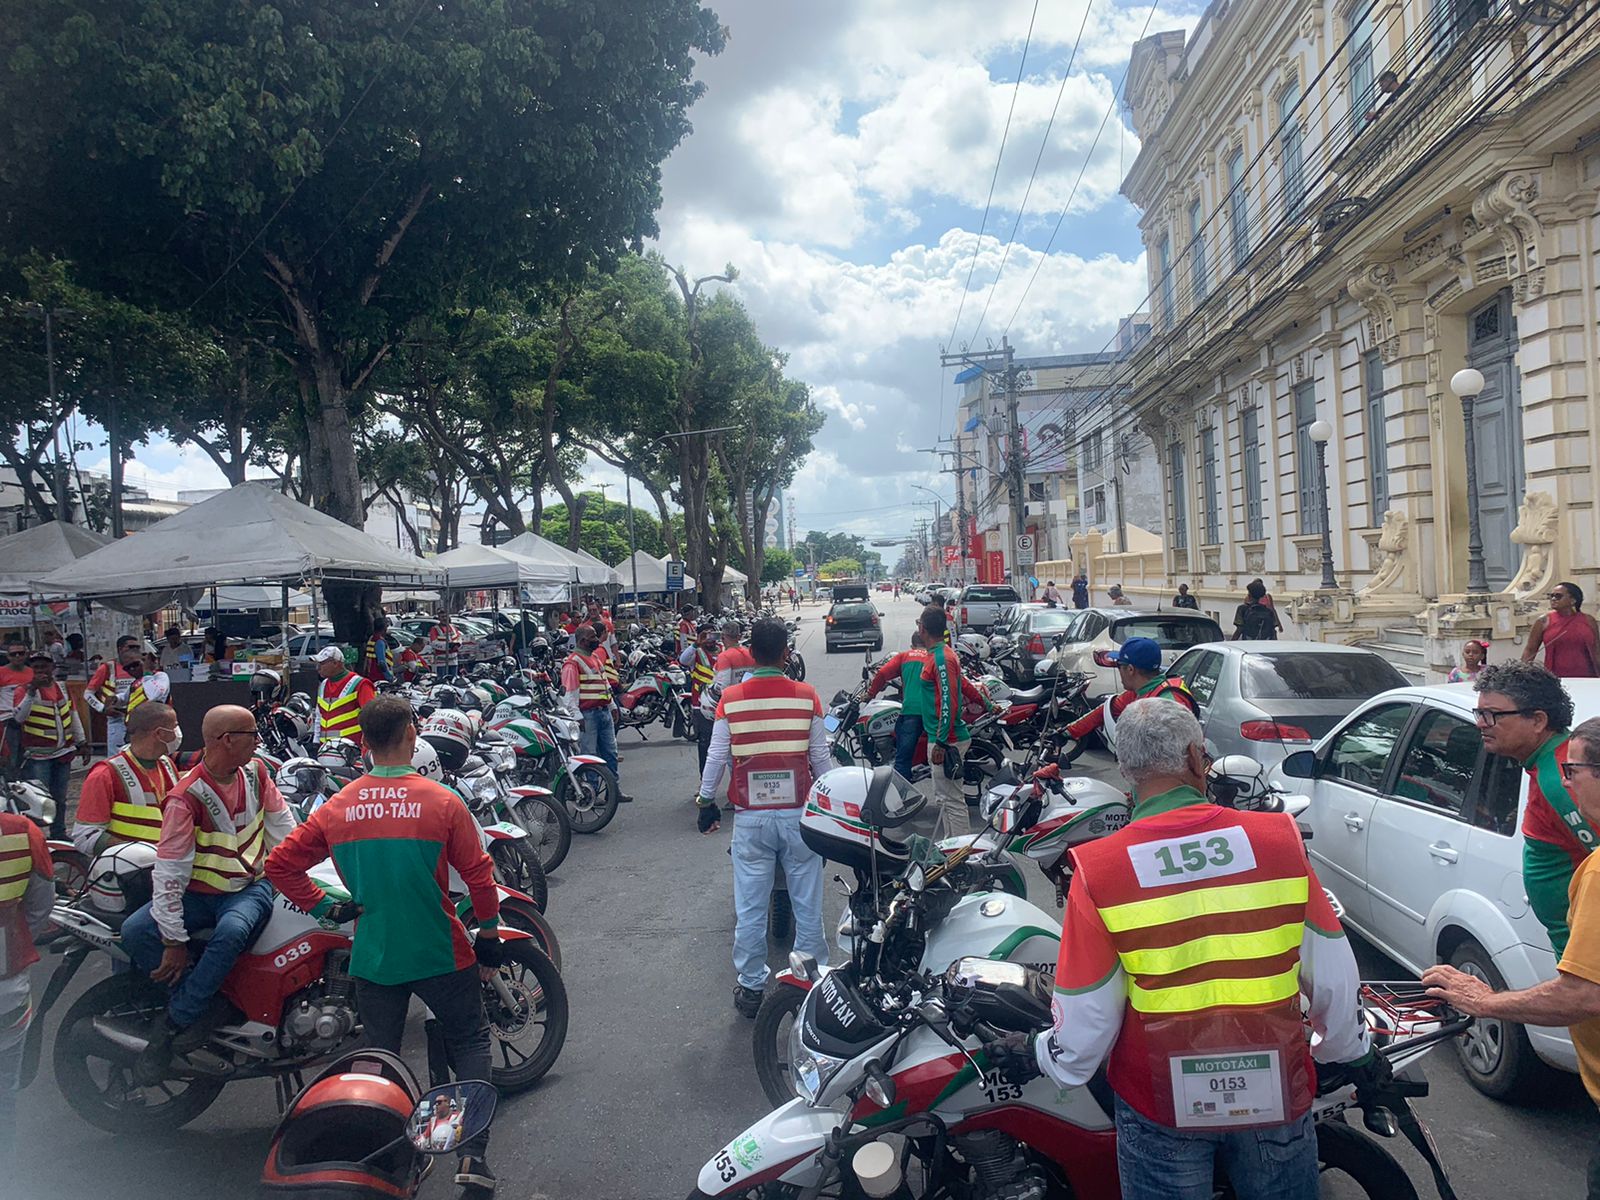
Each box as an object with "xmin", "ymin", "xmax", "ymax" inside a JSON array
[{"xmin": 944, "ymin": 0, "xmax": 1043, "ymax": 353}]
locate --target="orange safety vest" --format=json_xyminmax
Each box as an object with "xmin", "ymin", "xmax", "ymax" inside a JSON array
[
  {"xmin": 364, "ymin": 635, "xmax": 395, "ymax": 680},
  {"xmin": 19, "ymin": 685, "xmax": 74, "ymax": 752},
  {"xmin": 1071, "ymin": 803, "xmax": 1317, "ymax": 1129},
  {"xmin": 597, "ymin": 646, "xmax": 620, "ymax": 688},
  {"xmin": 0, "ymin": 813, "xmax": 48, "ymax": 975},
  {"xmin": 177, "ymin": 762, "xmax": 270, "ymax": 894},
  {"xmin": 125, "ymin": 676, "xmax": 155, "ymax": 715},
  {"xmin": 565, "ymin": 652, "xmax": 612, "ymax": 710},
  {"xmin": 91, "ymin": 662, "xmax": 137, "ymax": 709},
  {"xmin": 717, "ymin": 669, "xmax": 821, "ymax": 810},
  {"xmin": 103, "ymin": 750, "xmax": 180, "ymax": 844},
  {"xmin": 689, "ymin": 648, "xmax": 715, "ymax": 702},
  {"xmin": 318, "ymin": 673, "xmax": 366, "ymax": 741}
]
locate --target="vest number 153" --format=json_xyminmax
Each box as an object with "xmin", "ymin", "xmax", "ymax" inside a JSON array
[{"xmin": 1153, "ymin": 836, "xmax": 1234, "ymax": 878}]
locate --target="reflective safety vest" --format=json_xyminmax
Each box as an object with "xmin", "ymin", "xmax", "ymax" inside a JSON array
[
  {"xmin": 565, "ymin": 652, "xmax": 612, "ymax": 710},
  {"xmin": 1073, "ymin": 802, "xmax": 1317, "ymax": 1128},
  {"xmin": 104, "ymin": 750, "xmax": 180, "ymax": 844},
  {"xmin": 125, "ymin": 676, "xmax": 157, "ymax": 715},
  {"xmin": 92, "ymin": 662, "xmax": 136, "ymax": 710},
  {"xmin": 717, "ymin": 670, "xmax": 822, "ymax": 810},
  {"xmin": 180, "ymin": 762, "xmax": 269, "ymax": 894},
  {"xmin": 0, "ymin": 814, "xmax": 48, "ymax": 975},
  {"xmin": 597, "ymin": 646, "xmax": 620, "ymax": 688},
  {"xmin": 19, "ymin": 686, "xmax": 73, "ymax": 752},
  {"xmin": 689, "ymin": 648, "xmax": 715, "ymax": 703},
  {"xmin": 364, "ymin": 635, "xmax": 395, "ymax": 679},
  {"xmin": 318, "ymin": 673, "xmax": 366, "ymax": 741},
  {"xmin": 0, "ymin": 828, "xmax": 35, "ymax": 905}
]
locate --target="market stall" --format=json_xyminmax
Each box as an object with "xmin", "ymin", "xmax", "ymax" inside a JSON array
[
  {"xmin": 497, "ymin": 531, "xmax": 621, "ymax": 592},
  {"xmin": 435, "ymin": 542, "xmax": 571, "ymax": 604},
  {"xmin": 613, "ymin": 550, "xmax": 695, "ymax": 599}
]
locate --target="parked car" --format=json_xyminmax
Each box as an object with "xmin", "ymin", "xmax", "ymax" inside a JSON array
[
  {"xmin": 1048, "ymin": 608, "xmax": 1224, "ymax": 697},
  {"xmin": 1271, "ymin": 681, "xmax": 1600, "ymax": 1101},
  {"xmin": 285, "ymin": 632, "xmax": 342, "ymax": 667},
  {"xmin": 816, "ymin": 587, "xmax": 833, "ymax": 602},
  {"xmin": 876, "ymin": 581, "xmax": 894, "ymax": 592},
  {"xmin": 954, "ymin": 584, "xmax": 1021, "ymax": 634},
  {"xmin": 1167, "ymin": 641, "xmax": 1409, "ymax": 770},
  {"xmin": 824, "ymin": 599, "xmax": 883, "ymax": 653},
  {"xmin": 1003, "ymin": 605, "xmax": 1083, "ymax": 683}
]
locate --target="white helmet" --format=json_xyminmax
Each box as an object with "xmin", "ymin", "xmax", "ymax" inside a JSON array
[
  {"xmin": 801, "ymin": 765, "xmax": 939, "ymax": 876},
  {"xmin": 85, "ymin": 841, "xmax": 158, "ymax": 917},
  {"xmin": 411, "ymin": 738, "xmax": 443, "ymax": 782},
  {"xmin": 1209, "ymin": 754, "xmax": 1272, "ymax": 809},
  {"xmin": 956, "ymin": 632, "xmax": 991, "ymax": 661},
  {"xmin": 419, "ymin": 708, "xmax": 476, "ymax": 773}
]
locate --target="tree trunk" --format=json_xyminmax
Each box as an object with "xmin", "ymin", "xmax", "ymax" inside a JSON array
[
  {"xmin": 302, "ymin": 357, "xmax": 377, "ymax": 642},
  {"xmin": 644, "ymin": 479, "xmax": 679, "ymax": 559}
]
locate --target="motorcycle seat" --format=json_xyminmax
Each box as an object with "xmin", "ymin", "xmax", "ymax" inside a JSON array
[{"xmin": 1007, "ymin": 685, "xmax": 1046, "ymax": 704}]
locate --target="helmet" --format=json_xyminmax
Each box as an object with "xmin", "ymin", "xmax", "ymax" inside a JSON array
[
  {"xmin": 801, "ymin": 765, "xmax": 940, "ymax": 876},
  {"xmin": 316, "ymin": 738, "xmax": 363, "ymax": 770},
  {"xmin": 1209, "ymin": 754, "xmax": 1273, "ymax": 809},
  {"xmin": 429, "ymin": 684, "xmax": 466, "ymax": 711},
  {"xmin": 977, "ymin": 675, "xmax": 1010, "ymax": 704},
  {"xmin": 249, "ymin": 669, "xmax": 287, "ymax": 702},
  {"xmin": 285, "ymin": 691, "xmax": 315, "ymax": 719},
  {"xmin": 261, "ymin": 1049, "xmax": 421, "ymax": 1196},
  {"xmin": 269, "ymin": 707, "xmax": 311, "ymax": 743},
  {"xmin": 411, "ymin": 738, "xmax": 443, "ymax": 783},
  {"xmin": 956, "ymin": 633, "xmax": 990, "ymax": 661},
  {"xmin": 419, "ymin": 709, "xmax": 476, "ymax": 774},
  {"xmin": 4, "ymin": 778, "xmax": 54, "ymax": 828},
  {"xmin": 84, "ymin": 841, "xmax": 157, "ymax": 920},
  {"xmin": 275, "ymin": 757, "xmax": 332, "ymax": 803}
]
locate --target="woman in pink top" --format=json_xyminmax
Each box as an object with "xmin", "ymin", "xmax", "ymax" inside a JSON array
[{"xmin": 1522, "ymin": 580, "xmax": 1600, "ymax": 677}]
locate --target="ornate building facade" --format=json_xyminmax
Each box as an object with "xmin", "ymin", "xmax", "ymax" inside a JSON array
[{"xmin": 1095, "ymin": 0, "xmax": 1600, "ymax": 677}]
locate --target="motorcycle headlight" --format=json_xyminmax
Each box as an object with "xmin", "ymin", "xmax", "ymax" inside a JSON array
[{"xmin": 788, "ymin": 1016, "xmax": 847, "ymax": 1104}]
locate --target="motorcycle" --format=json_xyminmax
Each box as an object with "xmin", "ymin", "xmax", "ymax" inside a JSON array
[
  {"xmin": 3, "ymin": 775, "xmax": 90, "ymax": 898},
  {"xmin": 29, "ymin": 854, "xmax": 568, "ymax": 1136},
  {"xmin": 459, "ymin": 732, "xmax": 573, "ymax": 875},
  {"xmin": 489, "ymin": 703, "xmax": 621, "ymax": 835}
]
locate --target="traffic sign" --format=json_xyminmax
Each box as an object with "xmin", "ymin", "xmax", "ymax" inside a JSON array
[
  {"xmin": 665, "ymin": 560, "xmax": 685, "ymax": 591},
  {"xmin": 1015, "ymin": 533, "xmax": 1035, "ymax": 567}
]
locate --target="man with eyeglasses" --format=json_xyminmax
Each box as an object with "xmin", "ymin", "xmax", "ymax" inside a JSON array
[
  {"xmin": 1427, "ymin": 712, "xmax": 1600, "ymax": 1196},
  {"xmin": 0, "ymin": 643, "xmax": 31, "ymax": 772},
  {"xmin": 121, "ymin": 704, "xmax": 295, "ymax": 1084},
  {"xmin": 1473, "ymin": 661, "xmax": 1590, "ymax": 955}
]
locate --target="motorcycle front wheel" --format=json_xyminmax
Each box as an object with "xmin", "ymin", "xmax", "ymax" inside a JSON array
[
  {"xmin": 489, "ymin": 837, "xmax": 549, "ymax": 912},
  {"xmin": 1309, "ymin": 1121, "xmax": 1419, "ymax": 1200},
  {"xmin": 484, "ymin": 941, "xmax": 568, "ymax": 1093},
  {"xmin": 53, "ymin": 974, "xmax": 226, "ymax": 1134},
  {"xmin": 514, "ymin": 793, "xmax": 572, "ymax": 875},
  {"xmin": 51, "ymin": 847, "xmax": 91, "ymax": 899},
  {"xmin": 753, "ymin": 985, "xmax": 805, "ymax": 1106},
  {"xmin": 559, "ymin": 763, "xmax": 620, "ymax": 834},
  {"xmin": 785, "ymin": 653, "xmax": 807, "ymax": 682},
  {"xmin": 497, "ymin": 896, "xmax": 563, "ymax": 970}
]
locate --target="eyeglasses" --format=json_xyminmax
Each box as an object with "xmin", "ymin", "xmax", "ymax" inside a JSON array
[
  {"xmin": 217, "ymin": 728, "xmax": 260, "ymax": 741},
  {"xmin": 1561, "ymin": 760, "xmax": 1600, "ymax": 781},
  {"xmin": 1472, "ymin": 706, "xmax": 1535, "ymax": 727}
]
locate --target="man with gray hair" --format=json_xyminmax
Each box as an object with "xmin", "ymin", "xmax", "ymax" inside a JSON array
[{"xmin": 999, "ymin": 699, "xmax": 1378, "ymax": 1199}]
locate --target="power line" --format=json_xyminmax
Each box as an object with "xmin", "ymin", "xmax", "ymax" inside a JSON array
[{"xmin": 944, "ymin": 0, "xmax": 1043, "ymax": 353}]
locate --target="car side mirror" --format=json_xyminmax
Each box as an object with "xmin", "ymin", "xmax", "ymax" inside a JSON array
[{"xmin": 1279, "ymin": 749, "xmax": 1319, "ymax": 780}]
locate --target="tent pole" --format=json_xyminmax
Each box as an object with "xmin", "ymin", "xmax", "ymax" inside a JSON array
[{"xmin": 281, "ymin": 582, "xmax": 290, "ymax": 655}]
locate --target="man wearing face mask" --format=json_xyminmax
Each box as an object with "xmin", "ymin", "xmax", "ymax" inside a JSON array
[
  {"xmin": 72, "ymin": 701, "xmax": 183, "ymax": 856},
  {"xmin": 560, "ymin": 624, "xmax": 625, "ymax": 795}
]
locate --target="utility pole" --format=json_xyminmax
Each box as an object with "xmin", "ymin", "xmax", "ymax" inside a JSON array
[
  {"xmin": 1110, "ymin": 432, "xmax": 1128, "ymax": 554},
  {"xmin": 1002, "ymin": 336, "xmax": 1025, "ymax": 582}
]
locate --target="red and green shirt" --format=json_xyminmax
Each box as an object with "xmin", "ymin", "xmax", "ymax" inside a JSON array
[{"xmin": 264, "ymin": 765, "xmax": 499, "ymax": 985}]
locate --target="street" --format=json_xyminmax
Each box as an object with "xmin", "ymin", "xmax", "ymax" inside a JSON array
[{"xmin": 10, "ymin": 593, "xmax": 1595, "ymax": 1199}]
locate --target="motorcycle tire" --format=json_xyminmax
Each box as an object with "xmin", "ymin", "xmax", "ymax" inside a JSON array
[
  {"xmin": 1310, "ymin": 1120, "xmax": 1419, "ymax": 1200},
  {"xmin": 53, "ymin": 974, "xmax": 226, "ymax": 1134},
  {"xmin": 489, "ymin": 837, "xmax": 549, "ymax": 912},
  {"xmin": 50, "ymin": 847, "xmax": 91, "ymax": 899},
  {"xmin": 497, "ymin": 896, "xmax": 563, "ymax": 970},
  {"xmin": 688, "ymin": 1187, "xmax": 803, "ymax": 1199},
  {"xmin": 768, "ymin": 888, "xmax": 794, "ymax": 947},
  {"xmin": 559, "ymin": 763, "xmax": 621, "ymax": 835},
  {"xmin": 786, "ymin": 653, "xmax": 807, "ymax": 682},
  {"xmin": 485, "ymin": 941, "xmax": 568, "ymax": 1094},
  {"xmin": 962, "ymin": 742, "xmax": 1005, "ymax": 808},
  {"xmin": 514, "ymin": 793, "xmax": 572, "ymax": 875},
  {"xmin": 753, "ymin": 984, "xmax": 806, "ymax": 1106}
]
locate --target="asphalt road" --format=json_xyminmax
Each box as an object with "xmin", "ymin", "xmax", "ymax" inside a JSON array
[{"xmin": 14, "ymin": 592, "xmax": 1597, "ymax": 1199}]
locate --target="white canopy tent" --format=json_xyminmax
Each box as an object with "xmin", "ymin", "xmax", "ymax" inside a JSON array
[
  {"xmin": 497, "ymin": 531, "xmax": 620, "ymax": 588},
  {"xmin": 194, "ymin": 585, "xmax": 312, "ymax": 612},
  {"xmin": 434, "ymin": 543, "xmax": 571, "ymax": 604},
  {"xmin": 36, "ymin": 482, "xmax": 443, "ymax": 614},
  {"xmin": 0, "ymin": 521, "xmax": 112, "ymax": 596},
  {"xmin": 614, "ymin": 550, "xmax": 694, "ymax": 597}
]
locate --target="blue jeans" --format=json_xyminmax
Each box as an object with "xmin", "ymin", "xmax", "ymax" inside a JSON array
[
  {"xmin": 580, "ymin": 707, "xmax": 619, "ymax": 778},
  {"xmin": 24, "ymin": 754, "xmax": 72, "ymax": 838},
  {"xmin": 1113, "ymin": 1097, "xmax": 1318, "ymax": 1200},
  {"xmin": 0, "ymin": 998, "xmax": 26, "ymax": 1170},
  {"xmin": 122, "ymin": 879, "xmax": 276, "ymax": 1028},
  {"xmin": 892, "ymin": 713, "xmax": 922, "ymax": 781},
  {"xmin": 730, "ymin": 808, "xmax": 827, "ymax": 990}
]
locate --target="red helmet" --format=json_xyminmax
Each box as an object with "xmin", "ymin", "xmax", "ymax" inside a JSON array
[{"xmin": 260, "ymin": 1049, "xmax": 422, "ymax": 1197}]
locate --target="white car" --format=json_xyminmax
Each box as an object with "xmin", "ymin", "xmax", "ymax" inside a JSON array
[
  {"xmin": 1046, "ymin": 609, "xmax": 1225, "ymax": 705},
  {"xmin": 1272, "ymin": 681, "xmax": 1595, "ymax": 1101}
]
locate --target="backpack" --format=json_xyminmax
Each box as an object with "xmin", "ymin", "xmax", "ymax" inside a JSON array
[{"xmin": 1239, "ymin": 601, "xmax": 1277, "ymax": 640}]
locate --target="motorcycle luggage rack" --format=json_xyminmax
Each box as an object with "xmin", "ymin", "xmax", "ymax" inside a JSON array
[{"xmin": 1359, "ymin": 981, "xmax": 1473, "ymax": 1056}]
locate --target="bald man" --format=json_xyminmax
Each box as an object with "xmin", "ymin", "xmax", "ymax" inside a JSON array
[{"xmin": 121, "ymin": 704, "xmax": 296, "ymax": 1084}]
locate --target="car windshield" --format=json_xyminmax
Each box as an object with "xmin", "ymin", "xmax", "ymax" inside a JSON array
[
  {"xmin": 1241, "ymin": 652, "xmax": 1408, "ymax": 700},
  {"xmin": 832, "ymin": 603, "xmax": 875, "ymax": 619},
  {"xmin": 1111, "ymin": 616, "xmax": 1222, "ymax": 648},
  {"xmin": 964, "ymin": 587, "xmax": 1019, "ymax": 603},
  {"xmin": 1028, "ymin": 611, "xmax": 1077, "ymax": 632}
]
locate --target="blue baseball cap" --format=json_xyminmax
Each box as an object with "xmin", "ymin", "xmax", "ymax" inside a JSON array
[{"xmin": 1108, "ymin": 637, "xmax": 1162, "ymax": 672}]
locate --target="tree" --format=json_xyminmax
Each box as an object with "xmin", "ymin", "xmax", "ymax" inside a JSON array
[
  {"xmin": 803, "ymin": 530, "xmax": 870, "ymax": 566},
  {"xmin": 542, "ymin": 493, "xmax": 670, "ymax": 564},
  {"xmin": 820, "ymin": 557, "xmax": 863, "ymax": 579},
  {"xmin": 760, "ymin": 549, "xmax": 797, "ymax": 585},
  {"xmin": 1, "ymin": 0, "xmax": 723, "ymax": 635}
]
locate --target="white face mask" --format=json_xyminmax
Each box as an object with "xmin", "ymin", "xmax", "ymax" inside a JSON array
[{"xmin": 161, "ymin": 726, "xmax": 183, "ymax": 755}]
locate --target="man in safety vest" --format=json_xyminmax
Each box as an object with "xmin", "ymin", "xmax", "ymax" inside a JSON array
[
  {"xmin": 266, "ymin": 695, "xmax": 503, "ymax": 1196},
  {"xmin": 1001, "ymin": 699, "xmax": 1381, "ymax": 1199},
  {"xmin": 695, "ymin": 617, "xmax": 832, "ymax": 1016},
  {"xmin": 918, "ymin": 606, "xmax": 997, "ymax": 836},
  {"xmin": 312, "ymin": 645, "xmax": 376, "ymax": 748},
  {"xmin": 0, "ymin": 806, "xmax": 53, "ymax": 1169},
  {"xmin": 560, "ymin": 624, "xmax": 626, "ymax": 798},
  {"xmin": 122, "ymin": 704, "xmax": 295, "ymax": 1085},
  {"xmin": 73, "ymin": 700, "xmax": 182, "ymax": 856},
  {"xmin": 1472, "ymin": 661, "xmax": 1588, "ymax": 954},
  {"xmin": 363, "ymin": 616, "xmax": 396, "ymax": 683},
  {"xmin": 129, "ymin": 643, "xmax": 172, "ymax": 717},
  {"xmin": 676, "ymin": 606, "xmax": 698, "ymax": 657},
  {"xmin": 398, "ymin": 635, "xmax": 428, "ymax": 683},
  {"xmin": 0, "ymin": 641, "xmax": 31, "ymax": 772},
  {"xmin": 87, "ymin": 635, "xmax": 143, "ymax": 755},
  {"xmin": 428, "ymin": 615, "xmax": 462, "ymax": 676},
  {"xmin": 7, "ymin": 650, "xmax": 89, "ymax": 838},
  {"xmin": 679, "ymin": 623, "xmax": 721, "ymax": 774},
  {"xmin": 1064, "ymin": 636, "xmax": 1197, "ymax": 751},
  {"xmin": 711, "ymin": 620, "xmax": 756, "ymax": 691}
]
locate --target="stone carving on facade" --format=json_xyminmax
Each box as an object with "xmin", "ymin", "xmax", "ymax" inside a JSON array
[
  {"xmin": 1244, "ymin": 546, "xmax": 1267, "ymax": 574},
  {"xmin": 1347, "ymin": 263, "xmax": 1401, "ymax": 360},
  {"xmin": 1507, "ymin": 491, "xmax": 1558, "ymax": 601},
  {"xmin": 1296, "ymin": 542, "xmax": 1323, "ymax": 575},
  {"xmin": 1300, "ymin": 4, "xmax": 1325, "ymax": 46},
  {"xmin": 1204, "ymin": 548, "xmax": 1222, "ymax": 574},
  {"xmin": 1357, "ymin": 509, "xmax": 1411, "ymax": 595},
  {"xmin": 1468, "ymin": 172, "xmax": 1546, "ymax": 303}
]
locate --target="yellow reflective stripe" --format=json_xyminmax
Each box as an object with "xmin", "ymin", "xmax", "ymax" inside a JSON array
[
  {"xmin": 1098, "ymin": 876, "xmax": 1309, "ymax": 934},
  {"xmin": 126, "ymin": 686, "xmax": 146, "ymax": 713},
  {"xmin": 1118, "ymin": 922, "xmax": 1305, "ymax": 977},
  {"xmin": 0, "ymin": 878, "xmax": 26, "ymax": 903},
  {"xmin": 723, "ymin": 697, "xmax": 816, "ymax": 714},
  {"xmin": 732, "ymin": 738, "xmax": 810, "ymax": 756},
  {"xmin": 190, "ymin": 866, "xmax": 250, "ymax": 891},
  {"xmin": 1127, "ymin": 965, "xmax": 1303, "ymax": 1014},
  {"xmin": 0, "ymin": 838, "xmax": 34, "ymax": 902},
  {"xmin": 728, "ymin": 717, "xmax": 814, "ymax": 734},
  {"xmin": 107, "ymin": 801, "xmax": 164, "ymax": 841}
]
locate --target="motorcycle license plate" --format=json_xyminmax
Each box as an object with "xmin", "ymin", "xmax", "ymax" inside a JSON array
[{"xmin": 823, "ymin": 714, "xmax": 840, "ymax": 732}]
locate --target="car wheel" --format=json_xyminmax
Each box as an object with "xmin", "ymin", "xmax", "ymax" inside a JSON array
[
  {"xmin": 1449, "ymin": 938, "xmax": 1557, "ymax": 1102},
  {"xmin": 873, "ymin": 639, "xmax": 883, "ymax": 651}
]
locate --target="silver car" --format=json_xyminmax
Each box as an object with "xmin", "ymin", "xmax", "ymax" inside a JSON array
[{"xmin": 1168, "ymin": 641, "xmax": 1409, "ymax": 770}]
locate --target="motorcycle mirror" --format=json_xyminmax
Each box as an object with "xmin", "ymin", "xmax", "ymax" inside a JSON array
[
  {"xmin": 906, "ymin": 863, "xmax": 926, "ymax": 893},
  {"xmin": 407, "ymin": 1079, "xmax": 497, "ymax": 1154}
]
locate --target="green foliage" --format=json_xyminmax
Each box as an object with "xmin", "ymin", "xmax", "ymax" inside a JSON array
[
  {"xmin": 761, "ymin": 549, "xmax": 796, "ymax": 584},
  {"xmin": 542, "ymin": 492, "xmax": 674, "ymax": 564},
  {"xmin": 801, "ymin": 530, "xmax": 869, "ymax": 566},
  {"xmin": 819, "ymin": 557, "xmax": 862, "ymax": 579}
]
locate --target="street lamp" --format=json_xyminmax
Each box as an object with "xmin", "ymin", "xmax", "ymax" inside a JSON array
[
  {"xmin": 1307, "ymin": 419, "xmax": 1338, "ymax": 591},
  {"xmin": 1449, "ymin": 367, "xmax": 1489, "ymax": 596}
]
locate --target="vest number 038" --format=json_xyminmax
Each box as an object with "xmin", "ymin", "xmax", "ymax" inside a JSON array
[{"xmin": 274, "ymin": 941, "xmax": 314, "ymax": 969}]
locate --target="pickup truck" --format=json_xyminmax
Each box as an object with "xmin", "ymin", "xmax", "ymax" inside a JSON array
[{"xmin": 955, "ymin": 584, "xmax": 1021, "ymax": 633}]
